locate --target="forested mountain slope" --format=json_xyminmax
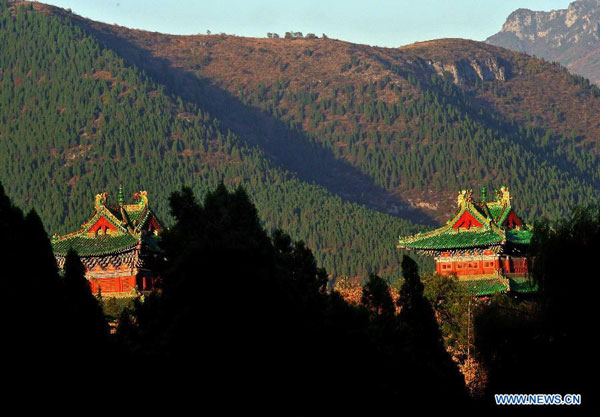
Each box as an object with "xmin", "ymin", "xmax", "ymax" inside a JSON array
[
  {"xmin": 2, "ymin": 1, "xmax": 600, "ymax": 279},
  {"xmin": 0, "ymin": 1, "xmax": 423, "ymax": 279},
  {"xmin": 39, "ymin": 3, "xmax": 600, "ymax": 223}
]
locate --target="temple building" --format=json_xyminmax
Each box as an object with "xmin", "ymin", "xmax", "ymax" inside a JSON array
[
  {"xmin": 398, "ymin": 186, "xmax": 536, "ymax": 295},
  {"xmin": 52, "ymin": 188, "xmax": 162, "ymax": 297}
]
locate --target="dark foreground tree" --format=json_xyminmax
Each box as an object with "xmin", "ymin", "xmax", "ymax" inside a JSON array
[
  {"xmin": 1, "ymin": 182, "xmax": 110, "ymax": 393},
  {"xmin": 474, "ymin": 206, "xmax": 599, "ymax": 409},
  {"xmin": 123, "ymin": 185, "xmax": 469, "ymax": 412},
  {"xmin": 1, "ymin": 180, "xmax": 471, "ymax": 409},
  {"xmin": 424, "ymin": 272, "xmax": 469, "ymax": 349},
  {"xmin": 361, "ymin": 273, "xmax": 395, "ymax": 319},
  {"xmin": 2, "ymin": 183, "xmax": 63, "ymax": 371},
  {"xmin": 396, "ymin": 256, "xmax": 469, "ymax": 403},
  {"xmin": 62, "ymin": 249, "xmax": 109, "ymax": 349}
]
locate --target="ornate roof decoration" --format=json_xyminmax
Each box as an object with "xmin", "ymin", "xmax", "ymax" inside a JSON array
[
  {"xmin": 95, "ymin": 192, "xmax": 108, "ymax": 210},
  {"xmin": 398, "ymin": 186, "xmax": 531, "ymax": 252},
  {"xmin": 118, "ymin": 185, "xmax": 124, "ymax": 207},
  {"xmin": 52, "ymin": 188, "xmax": 162, "ymax": 257}
]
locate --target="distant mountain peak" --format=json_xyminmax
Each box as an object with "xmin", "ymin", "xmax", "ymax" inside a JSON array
[
  {"xmin": 487, "ymin": 0, "xmax": 600, "ymax": 84},
  {"xmin": 500, "ymin": 1, "xmax": 599, "ymax": 42}
]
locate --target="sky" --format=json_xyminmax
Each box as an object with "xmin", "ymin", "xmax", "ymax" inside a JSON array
[{"xmin": 41, "ymin": 0, "xmax": 574, "ymax": 47}]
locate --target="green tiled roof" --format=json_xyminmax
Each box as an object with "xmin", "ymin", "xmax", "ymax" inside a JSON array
[
  {"xmin": 133, "ymin": 208, "xmax": 153, "ymax": 232},
  {"xmin": 52, "ymin": 190, "xmax": 162, "ymax": 258},
  {"xmin": 107, "ymin": 205, "xmax": 144, "ymax": 224},
  {"xmin": 399, "ymin": 228, "xmax": 503, "ymax": 250},
  {"xmin": 458, "ymin": 276, "xmax": 538, "ymax": 296},
  {"xmin": 127, "ymin": 208, "xmax": 145, "ymax": 223},
  {"xmin": 506, "ymin": 229, "xmax": 533, "ymax": 245},
  {"xmin": 487, "ymin": 203, "xmax": 506, "ymax": 222},
  {"xmin": 508, "ymin": 277, "xmax": 538, "ymax": 294},
  {"xmin": 398, "ymin": 187, "xmax": 532, "ymax": 251},
  {"xmin": 460, "ymin": 278, "xmax": 508, "ymax": 296},
  {"xmin": 52, "ymin": 234, "xmax": 139, "ymax": 256}
]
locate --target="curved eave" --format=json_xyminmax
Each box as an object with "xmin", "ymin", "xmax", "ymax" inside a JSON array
[
  {"xmin": 52, "ymin": 235, "xmax": 140, "ymax": 257},
  {"xmin": 397, "ymin": 241, "xmax": 504, "ymax": 251},
  {"xmin": 53, "ymin": 244, "xmax": 139, "ymax": 258},
  {"xmin": 398, "ymin": 226, "xmax": 504, "ymax": 250}
]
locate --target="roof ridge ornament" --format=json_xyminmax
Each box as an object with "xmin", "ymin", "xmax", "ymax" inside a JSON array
[
  {"xmin": 95, "ymin": 192, "xmax": 108, "ymax": 210},
  {"xmin": 133, "ymin": 190, "xmax": 148, "ymax": 207},
  {"xmin": 118, "ymin": 185, "xmax": 124, "ymax": 207},
  {"xmin": 497, "ymin": 185, "xmax": 511, "ymax": 205},
  {"xmin": 457, "ymin": 189, "xmax": 473, "ymax": 207}
]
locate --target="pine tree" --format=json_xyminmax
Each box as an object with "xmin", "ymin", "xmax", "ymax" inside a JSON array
[
  {"xmin": 361, "ymin": 273, "xmax": 395, "ymax": 318},
  {"xmin": 398, "ymin": 255, "xmax": 425, "ymax": 318},
  {"xmin": 397, "ymin": 255, "xmax": 468, "ymax": 402},
  {"xmin": 62, "ymin": 248, "xmax": 109, "ymax": 348}
]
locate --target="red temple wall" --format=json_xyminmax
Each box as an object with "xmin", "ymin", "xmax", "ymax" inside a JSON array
[
  {"xmin": 503, "ymin": 257, "xmax": 528, "ymax": 274},
  {"xmin": 437, "ymin": 261, "xmax": 497, "ymax": 276},
  {"xmin": 436, "ymin": 257, "xmax": 527, "ymax": 277},
  {"xmin": 89, "ymin": 275, "xmax": 133, "ymax": 294},
  {"xmin": 88, "ymin": 273, "xmax": 157, "ymax": 294},
  {"xmin": 89, "ymin": 275, "xmax": 141, "ymax": 294}
]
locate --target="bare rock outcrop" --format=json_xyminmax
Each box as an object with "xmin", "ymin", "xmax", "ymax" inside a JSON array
[
  {"xmin": 427, "ymin": 56, "xmax": 508, "ymax": 85},
  {"xmin": 487, "ymin": 0, "xmax": 600, "ymax": 85}
]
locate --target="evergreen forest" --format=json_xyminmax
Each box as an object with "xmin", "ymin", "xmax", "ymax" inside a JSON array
[{"xmin": 0, "ymin": 2, "xmax": 424, "ymax": 279}]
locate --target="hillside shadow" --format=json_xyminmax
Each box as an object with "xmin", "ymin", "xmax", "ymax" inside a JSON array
[{"xmin": 75, "ymin": 21, "xmax": 437, "ymax": 226}]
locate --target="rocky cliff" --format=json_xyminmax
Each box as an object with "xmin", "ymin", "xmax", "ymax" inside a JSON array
[
  {"xmin": 427, "ymin": 55, "xmax": 509, "ymax": 85},
  {"xmin": 487, "ymin": 0, "xmax": 600, "ymax": 85}
]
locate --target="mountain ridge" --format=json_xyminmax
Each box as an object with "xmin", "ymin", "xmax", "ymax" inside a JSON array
[{"xmin": 487, "ymin": 0, "xmax": 600, "ymax": 85}]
